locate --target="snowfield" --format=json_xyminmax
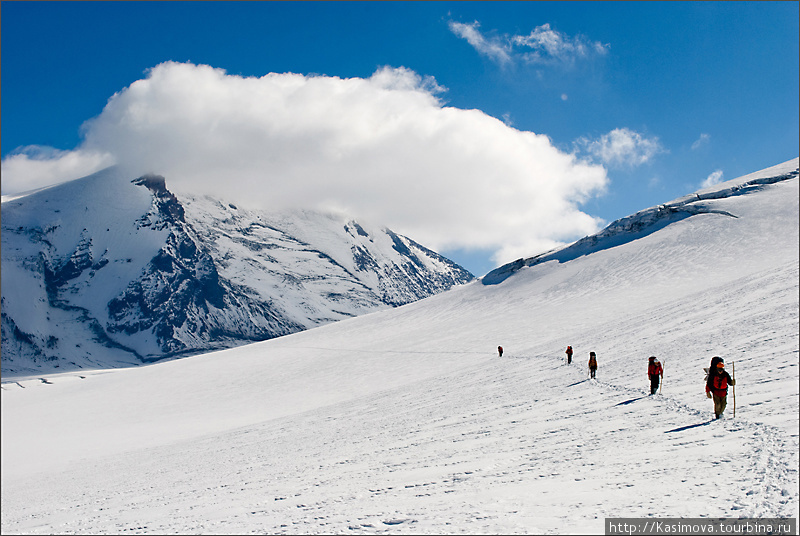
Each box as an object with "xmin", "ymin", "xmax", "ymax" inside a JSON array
[{"xmin": 1, "ymin": 159, "xmax": 798, "ymax": 534}]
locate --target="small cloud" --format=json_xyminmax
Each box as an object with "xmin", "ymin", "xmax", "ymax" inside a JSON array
[
  {"xmin": 448, "ymin": 19, "xmax": 607, "ymax": 68},
  {"xmin": 691, "ymin": 133, "xmax": 710, "ymax": 151},
  {"xmin": 448, "ymin": 20, "xmax": 512, "ymax": 66},
  {"xmin": 701, "ymin": 170, "xmax": 724, "ymax": 188},
  {"xmin": 574, "ymin": 128, "xmax": 665, "ymax": 168},
  {"xmin": 513, "ymin": 23, "xmax": 609, "ymax": 66},
  {"xmin": 561, "ymin": 93, "xmax": 569, "ymax": 101}
]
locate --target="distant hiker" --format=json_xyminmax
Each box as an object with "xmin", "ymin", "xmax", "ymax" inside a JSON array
[
  {"xmin": 648, "ymin": 356, "xmax": 663, "ymax": 395},
  {"xmin": 498, "ymin": 346, "xmax": 503, "ymax": 357},
  {"xmin": 565, "ymin": 345, "xmax": 573, "ymax": 364},
  {"xmin": 588, "ymin": 351, "xmax": 597, "ymax": 379},
  {"xmin": 706, "ymin": 356, "xmax": 735, "ymax": 419}
]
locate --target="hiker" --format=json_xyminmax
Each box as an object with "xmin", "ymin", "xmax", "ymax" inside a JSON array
[
  {"xmin": 498, "ymin": 346, "xmax": 503, "ymax": 357},
  {"xmin": 588, "ymin": 351, "xmax": 597, "ymax": 379},
  {"xmin": 648, "ymin": 356, "xmax": 663, "ymax": 394},
  {"xmin": 565, "ymin": 345, "xmax": 573, "ymax": 364},
  {"xmin": 706, "ymin": 356, "xmax": 735, "ymax": 419}
]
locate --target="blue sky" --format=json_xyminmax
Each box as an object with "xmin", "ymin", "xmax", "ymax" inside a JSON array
[{"xmin": 2, "ymin": 1, "xmax": 798, "ymax": 276}]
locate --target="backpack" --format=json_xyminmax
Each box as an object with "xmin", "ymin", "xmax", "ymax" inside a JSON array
[{"xmin": 711, "ymin": 374, "xmax": 728, "ymax": 391}]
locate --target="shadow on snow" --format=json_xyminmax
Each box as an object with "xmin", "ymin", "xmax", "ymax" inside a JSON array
[
  {"xmin": 614, "ymin": 395, "xmax": 649, "ymax": 406},
  {"xmin": 664, "ymin": 421, "xmax": 715, "ymax": 433}
]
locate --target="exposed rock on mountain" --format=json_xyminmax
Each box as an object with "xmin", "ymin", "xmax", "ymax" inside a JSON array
[{"xmin": 1, "ymin": 168, "xmax": 473, "ymax": 374}]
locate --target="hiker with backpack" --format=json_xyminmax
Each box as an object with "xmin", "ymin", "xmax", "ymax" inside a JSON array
[
  {"xmin": 565, "ymin": 345, "xmax": 573, "ymax": 364},
  {"xmin": 705, "ymin": 356, "xmax": 735, "ymax": 419},
  {"xmin": 498, "ymin": 346, "xmax": 503, "ymax": 357},
  {"xmin": 588, "ymin": 351, "xmax": 597, "ymax": 379},
  {"xmin": 648, "ymin": 356, "xmax": 663, "ymax": 394}
]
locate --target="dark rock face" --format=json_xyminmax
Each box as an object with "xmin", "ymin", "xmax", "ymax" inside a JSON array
[
  {"xmin": 46, "ymin": 230, "xmax": 95, "ymax": 290},
  {"xmin": 108, "ymin": 233, "xmax": 224, "ymax": 351},
  {"xmin": 133, "ymin": 174, "xmax": 185, "ymax": 223}
]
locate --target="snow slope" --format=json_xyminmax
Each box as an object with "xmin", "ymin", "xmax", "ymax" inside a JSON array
[{"xmin": 1, "ymin": 159, "xmax": 797, "ymax": 534}]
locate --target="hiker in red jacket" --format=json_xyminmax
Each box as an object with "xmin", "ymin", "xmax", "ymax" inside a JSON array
[
  {"xmin": 565, "ymin": 345, "xmax": 573, "ymax": 365},
  {"xmin": 648, "ymin": 356, "xmax": 663, "ymax": 395},
  {"xmin": 498, "ymin": 346, "xmax": 503, "ymax": 357},
  {"xmin": 588, "ymin": 351, "xmax": 597, "ymax": 379},
  {"xmin": 706, "ymin": 356, "xmax": 735, "ymax": 419}
]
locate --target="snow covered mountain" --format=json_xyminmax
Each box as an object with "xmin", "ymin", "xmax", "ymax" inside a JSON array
[
  {"xmin": 1, "ymin": 167, "xmax": 473, "ymax": 374},
  {"xmin": 1, "ymin": 158, "xmax": 797, "ymax": 534},
  {"xmin": 484, "ymin": 158, "xmax": 800, "ymax": 285}
]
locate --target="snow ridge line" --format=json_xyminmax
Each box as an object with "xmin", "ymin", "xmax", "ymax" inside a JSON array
[{"xmin": 483, "ymin": 170, "xmax": 799, "ymax": 285}]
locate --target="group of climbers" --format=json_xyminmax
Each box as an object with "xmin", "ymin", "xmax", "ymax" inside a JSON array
[{"xmin": 498, "ymin": 344, "xmax": 735, "ymax": 420}]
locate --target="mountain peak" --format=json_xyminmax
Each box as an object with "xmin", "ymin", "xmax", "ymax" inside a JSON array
[{"xmin": 1, "ymin": 171, "xmax": 473, "ymax": 374}]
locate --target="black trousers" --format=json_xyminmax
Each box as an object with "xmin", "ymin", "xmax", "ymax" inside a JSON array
[{"xmin": 650, "ymin": 375, "xmax": 660, "ymax": 394}]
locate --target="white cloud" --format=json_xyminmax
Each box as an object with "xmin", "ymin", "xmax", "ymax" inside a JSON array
[
  {"xmin": 448, "ymin": 21, "xmax": 512, "ymax": 66},
  {"xmin": 701, "ymin": 170, "xmax": 724, "ymax": 188},
  {"xmin": 449, "ymin": 20, "xmax": 608, "ymax": 67},
  {"xmin": 575, "ymin": 128, "xmax": 665, "ymax": 168},
  {"xmin": 513, "ymin": 23, "xmax": 609, "ymax": 65},
  {"xmin": 691, "ymin": 133, "xmax": 710, "ymax": 150},
  {"xmin": 1, "ymin": 61, "xmax": 609, "ymax": 267},
  {"xmin": 1, "ymin": 146, "xmax": 115, "ymax": 195}
]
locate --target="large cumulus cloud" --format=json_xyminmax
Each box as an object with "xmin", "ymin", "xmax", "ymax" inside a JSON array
[{"xmin": 2, "ymin": 61, "xmax": 608, "ymax": 266}]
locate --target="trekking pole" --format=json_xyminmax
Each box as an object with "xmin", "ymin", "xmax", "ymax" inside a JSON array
[{"xmin": 732, "ymin": 361, "xmax": 736, "ymax": 419}]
